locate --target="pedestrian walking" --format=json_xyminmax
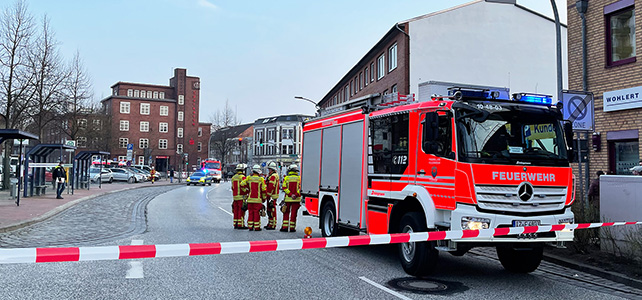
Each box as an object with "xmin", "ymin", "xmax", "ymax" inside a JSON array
[
  {"xmin": 52, "ymin": 161, "xmax": 67, "ymax": 199},
  {"xmin": 169, "ymin": 169, "xmax": 175, "ymax": 183},
  {"xmin": 240, "ymin": 165, "xmax": 267, "ymax": 231},
  {"xmin": 231, "ymin": 164, "xmax": 248, "ymax": 229},
  {"xmin": 264, "ymin": 161, "xmax": 279, "ymax": 230},
  {"xmin": 280, "ymin": 164, "xmax": 301, "ymax": 232}
]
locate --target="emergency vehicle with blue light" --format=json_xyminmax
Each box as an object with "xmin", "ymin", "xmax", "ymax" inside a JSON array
[{"xmin": 300, "ymin": 87, "xmax": 576, "ymax": 276}]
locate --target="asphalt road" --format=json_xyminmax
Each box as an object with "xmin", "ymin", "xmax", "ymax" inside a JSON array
[{"xmin": 0, "ymin": 182, "xmax": 641, "ymax": 299}]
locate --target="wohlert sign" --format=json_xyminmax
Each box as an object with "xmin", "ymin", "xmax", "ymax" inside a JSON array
[{"xmin": 603, "ymin": 86, "xmax": 642, "ymax": 112}]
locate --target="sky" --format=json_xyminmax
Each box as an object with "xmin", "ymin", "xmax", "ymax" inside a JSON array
[{"xmin": 20, "ymin": 0, "xmax": 567, "ymax": 125}]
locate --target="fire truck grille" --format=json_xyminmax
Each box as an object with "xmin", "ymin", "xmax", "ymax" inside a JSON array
[{"xmin": 474, "ymin": 185, "xmax": 567, "ymax": 213}]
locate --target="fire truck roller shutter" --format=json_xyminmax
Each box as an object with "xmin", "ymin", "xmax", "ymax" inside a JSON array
[
  {"xmin": 301, "ymin": 130, "xmax": 322, "ymax": 197},
  {"xmin": 338, "ymin": 121, "xmax": 365, "ymax": 228},
  {"xmin": 320, "ymin": 126, "xmax": 341, "ymax": 192}
]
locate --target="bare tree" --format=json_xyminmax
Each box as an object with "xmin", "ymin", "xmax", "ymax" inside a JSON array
[
  {"xmin": 0, "ymin": 0, "xmax": 34, "ymax": 188},
  {"xmin": 27, "ymin": 15, "xmax": 69, "ymax": 140},
  {"xmin": 60, "ymin": 50, "xmax": 92, "ymax": 143},
  {"xmin": 210, "ymin": 100, "xmax": 241, "ymax": 167}
]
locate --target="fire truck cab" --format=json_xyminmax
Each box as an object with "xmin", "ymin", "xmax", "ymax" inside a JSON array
[{"xmin": 301, "ymin": 88, "xmax": 575, "ymax": 276}]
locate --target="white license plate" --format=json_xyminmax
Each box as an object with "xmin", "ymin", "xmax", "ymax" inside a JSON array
[{"xmin": 512, "ymin": 220, "xmax": 540, "ymax": 227}]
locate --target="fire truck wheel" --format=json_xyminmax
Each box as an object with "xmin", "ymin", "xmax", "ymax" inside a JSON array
[
  {"xmin": 320, "ymin": 202, "xmax": 337, "ymax": 237},
  {"xmin": 496, "ymin": 245, "xmax": 543, "ymax": 273},
  {"xmin": 398, "ymin": 212, "xmax": 438, "ymax": 276}
]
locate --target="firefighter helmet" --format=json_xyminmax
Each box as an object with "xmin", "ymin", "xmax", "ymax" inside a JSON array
[
  {"xmin": 252, "ymin": 164, "xmax": 261, "ymax": 174},
  {"xmin": 288, "ymin": 164, "xmax": 299, "ymax": 172},
  {"xmin": 267, "ymin": 161, "xmax": 278, "ymax": 171},
  {"xmin": 236, "ymin": 164, "xmax": 244, "ymax": 171}
]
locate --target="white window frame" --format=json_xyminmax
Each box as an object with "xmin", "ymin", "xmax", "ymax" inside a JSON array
[
  {"xmin": 370, "ymin": 62, "xmax": 375, "ymax": 82},
  {"xmin": 365, "ymin": 67, "xmax": 369, "ymax": 86},
  {"xmin": 118, "ymin": 156, "xmax": 127, "ymax": 161},
  {"xmin": 147, "ymin": 91, "xmax": 152, "ymax": 98},
  {"xmin": 134, "ymin": 90, "xmax": 140, "ymax": 97},
  {"xmin": 119, "ymin": 138, "xmax": 128, "ymax": 148},
  {"xmin": 77, "ymin": 137, "xmax": 87, "ymax": 148},
  {"xmin": 178, "ymin": 95, "xmax": 184, "ymax": 105},
  {"xmin": 119, "ymin": 120, "xmax": 129, "ymax": 131},
  {"xmin": 140, "ymin": 90, "xmax": 145, "ymax": 98},
  {"xmin": 140, "ymin": 103, "xmax": 150, "ymax": 115},
  {"xmin": 159, "ymin": 92, "xmax": 165, "ymax": 99},
  {"xmin": 388, "ymin": 43, "xmax": 397, "ymax": 72},
  {"xmin": 138, "ymin": 156, "xmax": 145, "ymax": 165},
  {"xmin": 177, "ymin": 144, "xmax": 183, "ymax": 153},
  {"xmin": 139, "ymin": 138, "xmax": 149, "ymax": 149},
  {"xmin": 159, "ymin": 122, "xmax": 168, "ymax": 133},
  {"xmin": 177, "ymin": 127, "xmax": 183, "ymax": 138},
  {"xmin": 198, "ymin": 127, "xmax": 202, "ymax": 137},
  {"xmin": 377, "ymin": 54, "xmax": 385, "ymax": 79},
  {"xmin": 120, "ymin": 102, "xmax": 130, "ymax": 114},
  {"xmin": 159, "ymin": 139, "xmax": 168, "ymax": 149},
  {"xmin": 127, "ymin": 89, "xmax": 133, "ymax": 97},
  {"xmin": 197, "ymin": 142, "xmax": 202, "ymax": 152},
  {"xmin": 160, "ymin": 105, "xmax": 169, "ymax": 116},
  {"xmin": 78, "ymin": 119, "xmax": 88, "ymax": 129},
  {"xmin": 140, "ymin": 121, "xmax": 149, "ymax": 132},
  {"xmin": 153, "ymin": 91, "xmax": 159, "ymax": 99},
  {"xmin": 178, "ymin": 111, "xmax": 184, "ymax": 121}
]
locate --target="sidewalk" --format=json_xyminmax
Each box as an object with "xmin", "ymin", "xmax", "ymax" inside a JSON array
[{"xmin": 0, "ymin": 179, "xmax": 181, "ymax": 233}]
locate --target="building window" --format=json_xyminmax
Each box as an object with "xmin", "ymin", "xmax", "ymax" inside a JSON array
[
  {"xmin": 153, "ymin": 91, "xmax": 159, "ymax": 99},
  {"xmin": 370, "ymin": 62, "xmax": 375, "ymax": 82},
  {"xmin": 159, "ymin": 106, "xmax": 168, "ymax": 116},
  {"xmin": 140, "ymin": 121, "xmax": 149, "ymax": 132},
  {"xmin": 159, "ymin": 122, "xmax": 168, "ymax": 133},
  {"xmin": 138, "ymin": 156, "xmax": 145, "ymax": 165},
  {"xmin": 140, "ymin": 103, "xmax": 150, "ymax": 115},
  {"xmin": 282, "ymin": 128, "xmax": 294, "ymax": 140},
  {"xmin": 118, "ymin": 156, "xmax": 127, "ymax": 161},
  {"xmin": 177, "ymin": 127, "xmax": 183, "ymax": 138},
  {"xmin": 197, "ymin": 142, "xmax": 202, "ymax": 152},
  {"xmin": 78, "ymin": 119, "xmax": 87, "ymax": 129},
  {"xmin": 147, "ymin": 91, "xmax": 152, "ymax": 98},
  {"xmin": 178, "ymin": 95, "xmax": 184, "ymax": 105},
  {"xmin": 345, "ymin": 86, "xmax": 349, "ymax": 101},
  {"xmin": 140, "ymin": 90, "xmax": 145, "ymax": 98},
  {"xmin": 268, "ymin": 129, "xmax": 275, "ymax": 141},
  {"xmin": 178, "ymin": 111, "xmax": 184, "ymax": 121},
  {"xmin": 92, "ymin": 119, "xmax": 101, "ymax": 129},
  {"xmin": 198, "ymin": 127, "xmax": 202, "ymax": 137},
  {"xmin": 77, "ymin": 137, "xmax": 87, "ymax": 148},
  {"xmin": 377, "ymin": 54, "xmax": 385, "ymax": 79},
  {"xmin": 606, "ymin": 4, "xmax": 636, "ymax": 66},
  {"xmin": 134, "ymin": 90, "xmax": 140, "ymax": 97},
  {"xmin": 391, "ymin": 84, "xmax": 398, "ymax": 94},
  {"xmin": 388, "ymin": 43, "xmax": 397, "ymax": 71},
  {"xmin": 119, "ymin": 138, "xmax": 128, "ymax": 148},
  {"xmin": 139, "ymin": 138, "xmax": 149, "ymax": 149},
  {"xmin": 281, "ymin": 145, "xmax": 294, "ymax": 155},
  {"xmin": 159, "ymin": 139, "xmax": 168, "ymax": 149},
  {"xmin": 350, "ymin": 80, "xmax": 354, "ymax": 96},
  {"xmin": 120, "ymin": 102, "xmax": 130, "ymax": 114},
  {"xmin": 359, "ymin": 72, "xmax": 363, "ymax": 90},
  {"xmin": 177, "ymin": 144, "xmax": 183, "ymax": 153},
  {"xmin": 159, "ymin": 92, "xmax": 165, "ymax": 99},
  {"xmin": 365, "ymin": 67, "xmax": 369, "ymax": 86},
  {"xmin": 127, "ymin": 89, "xmax": 133, "ymax": 97},
  {"xmin": 119, "ymin": 120, "xmax": 129, "ymax": 131}
]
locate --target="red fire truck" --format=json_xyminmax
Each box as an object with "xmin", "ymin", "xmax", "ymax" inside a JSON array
[{"xmin": 300, "ymin": 88, "xmax": 575, "ymax": 276}]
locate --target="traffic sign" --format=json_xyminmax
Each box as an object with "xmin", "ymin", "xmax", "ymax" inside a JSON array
[
  {"xmin": 261, "ymin": 162, "xmax": 266, "ymax": 167},
  {"xmin": 127, "ymin": 143, "xmax": 134, "ymax": 150},
  {"xmin": 65, "ymin": 140, "xmax": 76, "ymax": 147},
  {"xmin": 561, "ymin": 90, "xmax": 594, "ymax": 131}
]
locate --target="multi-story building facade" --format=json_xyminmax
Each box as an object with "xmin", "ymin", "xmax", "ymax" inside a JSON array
[
  {"xmin": 101, "ymin": 68, "xmax": 211, "ymax": 172},
  {"xmin": 209, "ymin": 123, "xmax": 253, "ymax": 174},
  {"xmin": 319, "ymin": 0, "xmax": 568, "ymax": 108},
  {"xmin": 568, "ymin": 0, "xmax": 641, "ymax": 176},
  {"xmin": 251, "ymin": 114, "xmax": 311, "ymax": 173}
]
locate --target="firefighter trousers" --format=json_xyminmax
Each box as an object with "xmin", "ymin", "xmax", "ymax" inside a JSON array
[
  {"xmin": 232, "ymin": 200, "xmax": 245, "ymax": 228},
  {"xmin": 281, "ymin": 202, "xmax": 301, "ymax": 231},
  {"xmin": 266, "ymin": 199, "xmax": 277, "ymax": 229},
  {"xmin": 247, "ymin": 203, "xmax": 262, "ymax": 230}
]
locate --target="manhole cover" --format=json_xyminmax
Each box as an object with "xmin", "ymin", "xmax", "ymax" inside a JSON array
[{"xmin": 387, "ymin": 277, "xmax": 467, "ymax": 295}]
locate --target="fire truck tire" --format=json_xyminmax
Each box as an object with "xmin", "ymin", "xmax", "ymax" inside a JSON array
[
  {"xmin": 320, "ymin": 202, "xmax": 338, "ymax": 237},
  {"xmin": 398, "ymin": 212, "xmax": 438, "ymax": 276},
  {"xmin": 496, "ymin": 245, "xmax": 543, "ymax": 273}
]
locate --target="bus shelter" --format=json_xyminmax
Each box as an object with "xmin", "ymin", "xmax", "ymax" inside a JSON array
[
  {"xmin": 73, "ymin": 150, "xmax": 110, "ymax": 190},
  {"xmin": 24, "ymin": 144, "xmax": 76, "ymax": 198},
  {"xmin": 0, "ymin": 129, "xmax": 39, "ymax": 206}
]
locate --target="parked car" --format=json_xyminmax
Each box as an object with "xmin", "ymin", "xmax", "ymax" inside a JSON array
[
  {"xmin": 108, "ymin": 168, "xmax": 135, "ymax": 182},
  {"xmin": 126, "ymin": 167, "xmax": 148, "ymax": 182},
  {"xmin": 89, "ymin": 168, "xmax": 113, "ymax": 183},
  {"xmin": 186, "ymin": 171, "xmax": 213, "ymax": 186}
]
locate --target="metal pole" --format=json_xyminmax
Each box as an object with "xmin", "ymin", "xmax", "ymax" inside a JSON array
[
  {"xmin": 551, "ymin": 0, "xmax": 563, "ymax": 103},
  {"xmin": 15, "ymin": 139, "xmax": 23, "ymax": 206},
  {"xmin": 577, "ymin": 137, "xmax": 584, "ymax": 207}
]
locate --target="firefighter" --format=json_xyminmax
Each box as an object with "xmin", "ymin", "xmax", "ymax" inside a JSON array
[
  {"xmin": 280, "ymin": 164, "xmax": 301, "ymax": 232},
  {"xmin": 264, "ymin": 161, "xmax": 279, "ymax": 230},
  {"xmin": 240, "ymin": 165, "xmax": 267, "ymax": 231},
  {"xmin": 231, "ymin": 164, "xmax": 248, "ymax": 229}
]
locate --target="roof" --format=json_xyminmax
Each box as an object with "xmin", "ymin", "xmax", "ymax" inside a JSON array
[
  {"xmin": 211, "ymin": 123, "xmax": 253, "ymax": 140},
  {"xmin": 0, "ymin": 129, "xmax": 38, "ymax": 144},
  {"xmin": 110, "ymin": 81, "xmax": 171, "ymax": 89},
  {"xmin": 100, "ymin": 95, "xmax": 177, "ymax": 103}
]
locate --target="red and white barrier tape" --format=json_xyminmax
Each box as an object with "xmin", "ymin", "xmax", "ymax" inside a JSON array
[{"xmin": 1, "ymin": 221, "xmax": 640, "ymax": 264}]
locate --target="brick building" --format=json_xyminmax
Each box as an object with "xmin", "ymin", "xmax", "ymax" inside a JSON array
[
  {"xmin": 101, "ymin": 68, "xmax": 211, "ymax": 173},
  {"xmin": 567, "ymin": 0, "xmax": 641, "ymax": 176},
  {"xmin": 319, "ymin": 0, "xmax": 567, "ymax": 108}
]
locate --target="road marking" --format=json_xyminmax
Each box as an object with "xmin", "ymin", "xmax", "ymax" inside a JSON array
[
  {"xmin": 126, "ymin": 240, "xmax": 144, "ymax": 279},
  {"xmin": 359, "ymin": 276, "xmax": 412, "ymax": 300},
  {"xmin": 218, "ymin": 206, "xmax": 233, "ymax": 216},
  {"xmin": 206, "ymin": 181, "xmax": 228, "ymax": 201}
]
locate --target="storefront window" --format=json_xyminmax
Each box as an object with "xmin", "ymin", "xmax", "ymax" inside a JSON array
[{"xmin": 614, "ymin": 140, "xmax": 639, "ymax": 174}]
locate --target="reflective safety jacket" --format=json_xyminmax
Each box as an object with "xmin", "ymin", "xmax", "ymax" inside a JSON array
[
  {"xmin": 282, "ymin": 172, "xmax": 301, "ymax": 202},
  {"xmin": 241, "ymin": 174, "xmax": 266, "ymax": 204},
  {"xmin": 231, "ymin": 172, "xmax": 247, "ymax": 201},
  {"xmin": 266, "ymin": 172, "xmax": 279, "ymax": 200}
]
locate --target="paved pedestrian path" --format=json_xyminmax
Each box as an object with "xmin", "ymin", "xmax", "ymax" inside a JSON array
[{"xmin": 0, "ymin": 179, "xmax": 182, "ymax": 232}]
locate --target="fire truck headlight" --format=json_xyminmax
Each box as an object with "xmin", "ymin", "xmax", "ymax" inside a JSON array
[
  {"xmin": 461, "ymin": 217, "xmax": 491, "ymax": 230},
  {"xmin": 559, "ymin": 218, "xmax": 574, "ymax": 232}
]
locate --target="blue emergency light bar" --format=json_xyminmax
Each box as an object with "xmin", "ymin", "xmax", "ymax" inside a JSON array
[{"xmin": 513, "ymin": 93, "xmax": 553, "ymax": 105}]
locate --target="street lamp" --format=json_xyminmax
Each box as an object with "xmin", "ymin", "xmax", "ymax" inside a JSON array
[{"xmin": 294, "ymin": 96, "xmax": 319, "ymax": 110}]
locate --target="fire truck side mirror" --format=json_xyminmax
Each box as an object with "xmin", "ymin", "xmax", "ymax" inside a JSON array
[{"xmin": 563, "ymin": 122, "xmax": 575, "ymax": 162}]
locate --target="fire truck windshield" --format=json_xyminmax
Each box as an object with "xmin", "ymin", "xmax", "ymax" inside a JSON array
[
  {"xmin": 456, "ymin": 105, "xmax": 569, "ymax": 166},
  {"xmin": 203, "ymin": 162, "xmax": 221, "ymax": 170}
]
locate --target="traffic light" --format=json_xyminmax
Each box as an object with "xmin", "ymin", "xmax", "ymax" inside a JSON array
[
  {"xmin": 259, "ymin": 138, "xmax": 263, "ymax": 147},
  {"xmin": 238, "ymin": 138, "xmax": 242, "ymax": 146}
]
